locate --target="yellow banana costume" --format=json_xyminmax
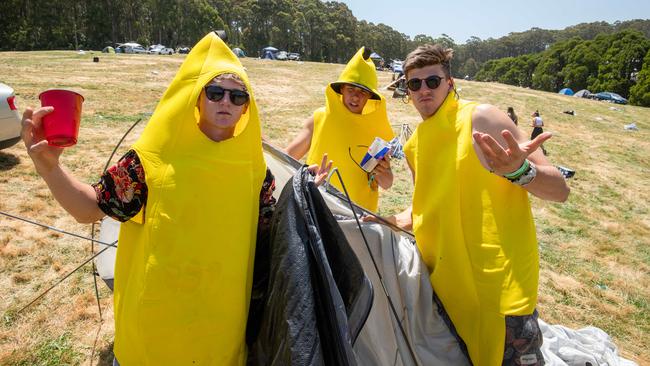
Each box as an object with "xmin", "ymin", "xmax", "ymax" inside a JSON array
[
  {"xmin": 306, "ymin": 47, "xmax": 393, "ymax": 212},
  {"xmin": 403, "ymin": 93, "xmax": 539, "ymax": 365},
  {"xmin": 113, "ymin": 32, "xmax": 266, "ymax": 365}
]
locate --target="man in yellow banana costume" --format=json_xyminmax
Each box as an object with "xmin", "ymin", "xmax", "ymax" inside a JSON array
[
  {"xmin": 285, "ymin": 47, "xmax": 394, "ymax": 212},
  {"xmin": 21, "ymin": 32, "xmax": 329, "ymax": 365},
  {"xmin": 382, "ymin": 44, "xmax": 570, "ymax": 365}
]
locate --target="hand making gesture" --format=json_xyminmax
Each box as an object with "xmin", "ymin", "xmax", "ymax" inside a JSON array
[{"xmin": 472, "ymin": 129, "xmax": 551, "ymax": 176}]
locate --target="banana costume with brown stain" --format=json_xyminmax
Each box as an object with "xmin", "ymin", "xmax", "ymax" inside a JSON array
[
  {"xmin": 306, "ymin": 47, "xmax": 393, "ymax": 212},
  {"xmin": 113, "ymin": 33, "xmax": 266, "ymax": 365},
  {"xmin": 403, "ymin": 93, "xmax": 539, "ymax": 365}
]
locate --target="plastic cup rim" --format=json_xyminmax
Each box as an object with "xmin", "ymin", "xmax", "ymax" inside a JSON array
[{"xmin": 38, "ymin": 89, "xmax": 85, "ymax": 102}]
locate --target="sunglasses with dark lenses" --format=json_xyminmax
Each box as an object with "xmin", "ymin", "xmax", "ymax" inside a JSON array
[
  {"xmin": 204, "ymin": 85, "xmax": 250, "ymax": 106},
  {"xmin": 406, "ymin": 75, "xmax": 445, "ymax": 92}
]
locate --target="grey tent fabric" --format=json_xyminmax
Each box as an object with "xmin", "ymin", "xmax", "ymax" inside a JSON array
[
  {"xmin": 339, "ymin": 221, "xmax": 471, "ymax": 366},
  {"xmin": 574, "ymin": 89, "xmax": 591, "ymax": 98}
]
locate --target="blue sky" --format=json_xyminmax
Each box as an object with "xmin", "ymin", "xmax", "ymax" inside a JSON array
[{"xmin": 336, "ymin": 0, "xmax": 650, "ymax": 44}]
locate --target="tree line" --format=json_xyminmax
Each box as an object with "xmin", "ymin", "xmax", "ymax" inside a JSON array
[
  {"xmin": 1, "ymin": 1, "xmax": 649, "ymax": 106},
  {"xmin": 473, "ymin": 30, "xmax": 650, "ymax": 106},
  {"xmin": 0, "ymin": 0, "xmax": 416, "ymax": 63}
]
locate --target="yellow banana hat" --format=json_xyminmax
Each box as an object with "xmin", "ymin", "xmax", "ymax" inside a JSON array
[{"xmin": 330, "ymin": 47, "xmax": 382, "ymax": 100}]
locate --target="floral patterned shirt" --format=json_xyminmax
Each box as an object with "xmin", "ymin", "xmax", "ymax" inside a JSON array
[{"xmin": 93, "ymin": 150, "xmax": 277, "ymax": 228}]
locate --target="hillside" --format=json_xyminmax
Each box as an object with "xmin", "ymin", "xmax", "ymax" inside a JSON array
[{"xmin": 0, "ymin": 51, "xmax": 648, "ymax": 365}]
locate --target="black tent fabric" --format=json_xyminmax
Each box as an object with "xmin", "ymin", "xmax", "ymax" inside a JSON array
[{"xmin": 247, "ymin": 167, "xmax": 373, "ymax": 366}]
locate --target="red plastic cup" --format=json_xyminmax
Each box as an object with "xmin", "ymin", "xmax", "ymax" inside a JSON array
[{"xmin": 38, "ymin": 89, "xmax": 84, "ymax": 147}]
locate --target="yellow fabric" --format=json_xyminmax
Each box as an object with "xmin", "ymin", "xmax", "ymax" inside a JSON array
[
  {"xmin": 113, "ymin": 32, "xmax": 266, "ymax": 365},
  {"xmin": 332, "ymin": 47, "xmax": 382, "ymax": 98},
  {"xmin": 403, "ymin": 93, "xmax": 539, "ymax": 365},
  {"xmin": 306, "ymin": 47, "xmax": 393, "ymax": 212}
]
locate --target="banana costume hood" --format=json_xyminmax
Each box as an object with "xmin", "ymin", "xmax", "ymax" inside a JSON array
[
  {"xmin": 113, "ymin": 32, "xmax": 266, "ymax": 365},
  {"xmin": 306, "ymin": 47, "xmax": 393, "ymax": 212}
]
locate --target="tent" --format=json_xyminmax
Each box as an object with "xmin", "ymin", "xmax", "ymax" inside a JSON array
[
  {"xmin": 369, "ymin": 52, "xmax": 384, "ymax": 69},
  {"xmin": 102, "ymin": 46, "xmax": 115, "ymax": 54},
  {"xmin": 96, "ymin": 142, "xmax": 637, "ymax": 366},
  {"xmin": 261, "ymin": 50, "xmax": 276, "ymax": 60},
  {"xmin": 232, "ymin": 47, "xmax": 246, "ymax": 58},
  {"xmin": 260, "ymin": 46, "xmax": 277, "ymax": 59},
  {"xmin": 369, "ymin": 52, "xmax": 382, "ymax": 61},
  {"xmin": 558, "ymin": 88, "xmax": 574, "ymax": 96},
  {"xmin": 574, "ymin": 89, "xmax": 591, "ymax": 98}
]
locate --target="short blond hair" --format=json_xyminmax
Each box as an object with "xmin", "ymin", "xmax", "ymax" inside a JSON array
[
  {"xmin": 403, "ymin": 44, "xmax": 454, "ymax": 79},
  {"xmin": 210, "ymin": 73, "xmax": 247, "ymax": 92}
]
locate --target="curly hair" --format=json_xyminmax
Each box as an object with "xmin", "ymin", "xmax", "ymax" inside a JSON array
[{"xmin": 403, "ymin": 44, "xmax": 454, "ymax": 79}]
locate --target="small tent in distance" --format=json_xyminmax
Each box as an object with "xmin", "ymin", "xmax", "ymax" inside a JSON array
[
  {"xmin": 232, "ymin": 47, "xmax": 246, "ymax": 58},
  {"xmin": 369, "ymin": 52, "xmax": 384, "ymax": 70},
  {"xmin": 558, "ymin": 88, "xmax": 574, "ymax": 96},
  {"xmin": 574, "ymin": 89, "xmax": 591, "ymax": 98},
  {"xmin": 261, "ymin": 46, "xmax": 278, "ymax": 60}
]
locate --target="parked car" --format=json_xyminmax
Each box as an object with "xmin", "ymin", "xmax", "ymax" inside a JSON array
[
  {"xmin": 115, "ymin": 42, "xmax": 147, "ymax": 54},
  {"xmin": 116, "ymin": 44, "xmax": 147, "ymax": 54},
  {"xmin": 130, "ymin": 46, "xmax": 148, "ymax": 54},
  {"xmin": 276, "ymin": 51, "xmax": 288, "ymax": 61},
  {"xmin": 593, "ymin": 91, "xmax": 628, "ymax": 105},
  {"xmin": 177, "ymin": 47, "xmax": 191, "ymax": 54},
  {"xmin": 0, "ymin": 83, "xmax": 21, "ymax": 150},
  {"xmin": 148, "ymin": 44, "xmax": 174, "ymax": 55},
  {"xmin": 391, "ymin": 60, "xmax": 403, "ymax": 74},
  {"xmin": 288, "ymin": 52, "xmax": 301, "ymax": 61}
]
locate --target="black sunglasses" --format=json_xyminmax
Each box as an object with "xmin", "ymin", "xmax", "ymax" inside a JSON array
[
  {"xmin": 204, "ymin": 85, "xmax": 250, "ymax": 106},
  {"xmin": 406, "ymin": 75, "xmax": 446, "ymax": 92}
]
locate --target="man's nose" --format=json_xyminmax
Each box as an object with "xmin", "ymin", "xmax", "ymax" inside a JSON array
[{"xmin": 217, "ymin": 91, "xmax": 232, "ymax": 105}]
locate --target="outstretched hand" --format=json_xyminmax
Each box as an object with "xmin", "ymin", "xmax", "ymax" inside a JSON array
[
  {"xmin": 21, "ymin": 106, "xmax": 64, "ymax": 173},
  {"xmin": 307, "ymin": 153, "xmax": 333, "ymax": 186},
  {"xmin": 472, "ymin": 129, "xmax": 551, "ymax": 175}
]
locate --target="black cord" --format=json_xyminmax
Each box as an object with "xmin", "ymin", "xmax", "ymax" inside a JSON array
[
  {"xmin": 16, "ymin": 240, "xmax": 117, "ymax": 315},
  {"xmin": 0, "ymin": 211, "xmax": 117, "ymax": 248}
]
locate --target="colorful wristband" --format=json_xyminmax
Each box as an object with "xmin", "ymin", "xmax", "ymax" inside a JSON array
[{"xmin": 503, "ymin": 159, "xmax": 530, "ymax": 180}]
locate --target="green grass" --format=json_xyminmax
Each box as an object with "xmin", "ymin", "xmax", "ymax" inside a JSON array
[{"xmin": 4, "ymin": 332, "xmax": 82, "ymax": 366}]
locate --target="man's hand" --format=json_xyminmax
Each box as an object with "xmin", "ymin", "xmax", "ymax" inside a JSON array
[
  {"xmin": 307, "ymin": 153, "xmax": 333, "ymax": 186},
  {"xmin": 371, "ymin": 154, "xmax": 393, "ymax": 189},
  {"xmin": 21, "ymin": 107, "xmax": 64, "ymax": 174},
  {"xmin": 361, "ymin": 206, "xmax": 412, "ymax": 231},
  {"xmin": 472, "ymin": 130, "xmax": 551, "ymax": 176}
]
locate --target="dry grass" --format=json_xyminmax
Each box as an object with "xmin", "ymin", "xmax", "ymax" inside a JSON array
[{"xmin": 0, "ymin": 50, "xmax": 648, "ymax": 365}]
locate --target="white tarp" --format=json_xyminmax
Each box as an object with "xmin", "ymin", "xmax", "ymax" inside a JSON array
[{"xmin": 539, "ymin": 319, "xmax": 637, "ymax": 366}]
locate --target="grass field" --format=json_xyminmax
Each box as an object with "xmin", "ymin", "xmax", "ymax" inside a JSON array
[{"xmin": 0, "ymin": 51, "xmax": 648, "ymax": 365}]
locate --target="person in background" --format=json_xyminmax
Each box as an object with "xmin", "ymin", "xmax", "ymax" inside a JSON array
[
  {"xmin": 285, "ymin": 46, "xmax": 394, "ymax": 212},
  {"xmin": 530, "ymin": 110, "xmax": 547, "ymax": 155},
  {"xmin": 507, "ymin": 106, "xmax": 518, "ymax": 125}
]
